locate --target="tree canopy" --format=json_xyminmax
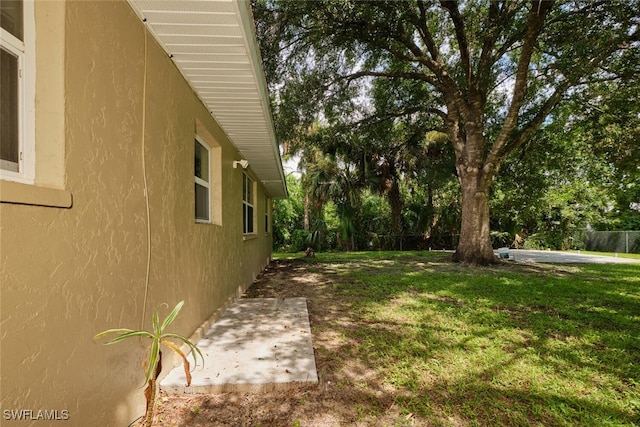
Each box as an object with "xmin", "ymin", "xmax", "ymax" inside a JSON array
[{"xmin": 255, "ymin": 0, "xmax": 640, "ymax": 263}]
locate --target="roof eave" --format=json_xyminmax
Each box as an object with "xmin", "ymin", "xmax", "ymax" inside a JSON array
[{"xmin": 126, "ymin": 0, "xmax": 288, "ymax": 199}]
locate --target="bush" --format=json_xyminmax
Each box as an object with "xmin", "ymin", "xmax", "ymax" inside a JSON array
[
  {"xmin": 290, "ymin": 229, "xmax": 310, "ymax": 252},
  {"xmin": 523, "ymin": 232, "xmax": 560, "ymax": 250},
  {"xmin": 523, "ymin": 230, "xmax": 586, "ymax": 250},
  {"xmin": 491, "ymin": 231, "xmax": 512, "ymax": 248}
]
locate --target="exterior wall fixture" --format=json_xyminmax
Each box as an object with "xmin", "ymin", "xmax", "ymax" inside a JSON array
[{"xmin": 233, "ymin": 159, "xmax": 249, "ymax": 169}]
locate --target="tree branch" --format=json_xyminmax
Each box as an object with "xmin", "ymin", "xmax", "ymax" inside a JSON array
[
  {"xmin": 490, "ymin": 0, "xmax": 555, "ymax": 163},
  {"xmin": 415, "ymin": 0, "xmax": 442, "ymax": 62},
  {"xmin": 366, "ymin": 107, "xmax": 447, "ymax": 126},
  {"xmin": 345, "ymin": 69, "xmax": 440, "ymax": 88},
  {"xmin": 495, "ymin": 85, "xmax": 567, "ymax": 164},
  {"xmin": 440, "ymin": 0, "xmax": 473, "ymax": 87},
  {"xmin": 488, "ymin": 15, "xmax": 637, "ymax": 170},
  {"xmin": 477, "ymin": 1, "xmax": 501, "ymax": 95}
]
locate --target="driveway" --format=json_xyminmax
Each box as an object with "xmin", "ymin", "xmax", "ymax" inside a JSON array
[{"xmin": 498, "ymin": 249, "xmax": 640, "ymax": 264}]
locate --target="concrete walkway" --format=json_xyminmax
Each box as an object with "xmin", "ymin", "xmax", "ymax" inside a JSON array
[
  {"xmin": 161, "ymin": 298, "xmax": 318, "ymax": 394},
  {"xmin": 496, "ymin": 249, "xmax": 640, "ymax": 264}
]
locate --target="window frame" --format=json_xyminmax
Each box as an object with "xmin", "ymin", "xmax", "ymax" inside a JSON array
[
  {"xmin": 242, "ymin": 173, "xmax": 255, "ymax": 235},
  {"xmin": 0, "ymin": 0, "xmax": 35, "ymax": 184},
  {"xmin": 194, "ymin": 135, "xmax": 211, "ymax": 224},
  {"xmin": 264, "ymin": 196, "xmax": 270, "ymax": 234}
]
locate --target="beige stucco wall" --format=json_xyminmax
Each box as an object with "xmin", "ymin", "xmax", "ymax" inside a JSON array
[{"xmin": 0, "ymin": 1, "xmax": 274, "ymax": 425}]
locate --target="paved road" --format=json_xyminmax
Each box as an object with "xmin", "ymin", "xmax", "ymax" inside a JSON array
[{"xmin": 496, "ymin": 249, "xmax": 640, "ymax": 264}]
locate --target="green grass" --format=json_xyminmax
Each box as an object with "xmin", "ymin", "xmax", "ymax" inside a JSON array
[{"xmin": 285, "ymin": 251, "xmax": 640, "ymax": 426}]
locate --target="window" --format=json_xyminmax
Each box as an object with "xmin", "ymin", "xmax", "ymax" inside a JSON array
[
  {"xmin": 194, "ymin": 120, "xmax": 221, "ymax": 224},
  {"xmin": 264, "ymin": 196, "xmax": 270, "ymax": 234},
  {"xmin": 1, "ymin": 0, "xmax": 34, "ymax": 182},
  {"xmin": 242, "ymin": 173, "xmax": 254, "ymax": 234},
  {"xmin": 194, "ymin": 137, "xmax": 210, "ymax": 223},
  {"xmin": 1, "ymin": 47, "xmax": 19, "ymax": 172}
]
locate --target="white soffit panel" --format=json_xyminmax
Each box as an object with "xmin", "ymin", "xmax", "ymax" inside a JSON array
[{"xmin": 127, "ymin": 0, "xmax": 287, "ymax": 198}]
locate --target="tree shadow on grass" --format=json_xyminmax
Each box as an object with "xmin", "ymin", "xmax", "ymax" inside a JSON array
[{"xmin": 155, "ymin": 254, "xmax": 640, "ymax": 426}]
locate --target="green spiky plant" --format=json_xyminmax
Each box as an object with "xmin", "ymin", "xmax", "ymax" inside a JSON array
[{"xmin": 94, "ymin": 301, "xmax": 203, "ymax": 427}]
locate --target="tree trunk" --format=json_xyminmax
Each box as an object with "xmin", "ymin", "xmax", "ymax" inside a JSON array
[
  {"xmin": 426, "ymin": 184, "xmax": 434, "ymax": 234},
  {"xmin": 453, "ymin": 168, "xmax": 496, "ymax": 265},
  {"xmin": 387, "ymin": 178, "xmax": 405, "ymax": 236},
  {"xmin": 303, "ymin": 192, "xmax": 310, "ymax": 231},
  {"xmin": 380, "ymin": 161, "xmax": 405, "ymax": 236}
]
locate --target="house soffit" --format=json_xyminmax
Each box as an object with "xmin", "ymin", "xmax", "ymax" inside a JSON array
[{"xmin": 127, "ymin": 0, "xmax": 287, "ymax": 199}]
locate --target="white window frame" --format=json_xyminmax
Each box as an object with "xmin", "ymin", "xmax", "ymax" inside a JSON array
[
  {"xmin": 194, "ymin": 136, "xmax": 211, "ymax": 223},
  {"xmin": 264, "ymin": 196, "xmax": 270, "ymax": 234},
  {"xmin": 242, "ymin": 173, "xmax": 254, "ymax": 234},
  {"xmin": 1, "ymin": 0, "xmax": 35, "ymax": 184}
]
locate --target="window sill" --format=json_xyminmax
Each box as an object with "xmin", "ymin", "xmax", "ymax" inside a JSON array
[
  {"xmin": 243, "ymin": 234, "xmax": 257, "ymax": 241},
  {"xmin": 195, "ymin": 220, "xmax": 223, "ymax": 228},
  {"xmin": 0, "ymin": 180, "xmax": 72, "ymax": 208}
]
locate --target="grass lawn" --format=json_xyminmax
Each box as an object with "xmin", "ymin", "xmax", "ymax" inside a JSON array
[
  {"xmin": 292, "ymin": 251, "xmax": 639, "ymax": 426},
  {"xmin": 156, "ymin": 251, "xmax": 640, "ymax": 426}
]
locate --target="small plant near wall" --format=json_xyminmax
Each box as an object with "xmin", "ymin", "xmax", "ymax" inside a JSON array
[{"xmin": 94, "ymin": 301, "xmax": 203, "ymax": 427}]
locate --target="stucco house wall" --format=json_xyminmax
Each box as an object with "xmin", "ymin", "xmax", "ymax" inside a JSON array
[{"xmin": 0, "ymin": 1, "xmax": 280, "ymax": 425}]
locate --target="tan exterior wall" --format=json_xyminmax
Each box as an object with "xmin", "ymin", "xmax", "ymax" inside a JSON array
[{"xmin": 0, "ymin": 1, "xmax": 274, "ymax": 425}]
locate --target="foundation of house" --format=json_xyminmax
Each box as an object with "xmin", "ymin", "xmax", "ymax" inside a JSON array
[{"xmin": 160, "ymin": 298, "xmax": 318, "ymax": 393}]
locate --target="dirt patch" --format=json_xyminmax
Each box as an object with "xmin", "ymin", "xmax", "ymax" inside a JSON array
[{"xmin": 153, "ymin": 258, "xmax": 416, "ymax": 426}]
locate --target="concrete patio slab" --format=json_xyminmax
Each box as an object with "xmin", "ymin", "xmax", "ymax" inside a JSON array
[{"xmin": 160, "ymin": 298, "xmax": 318, "ymax": 394}]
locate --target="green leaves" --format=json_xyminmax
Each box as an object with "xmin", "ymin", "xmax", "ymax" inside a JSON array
[
  {"xmin": 256, "ymin": 1, "xmax": 639, "ymax": 261},
  {"xmin": 94, "ymin": 301, "xmax": 203, "ymax": 385},
  {"xmin": 160, "ymin": 300, "xmax": 184, "ymax": 332},
  {"xmin": 93, "ymin": 329, "xmax": 155, "ymax": 345}
]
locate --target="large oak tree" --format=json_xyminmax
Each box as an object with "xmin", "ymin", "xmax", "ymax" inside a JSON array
[{"xmin": 254, "ymin": 0, "xmax": 639, "ymax": 264}]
